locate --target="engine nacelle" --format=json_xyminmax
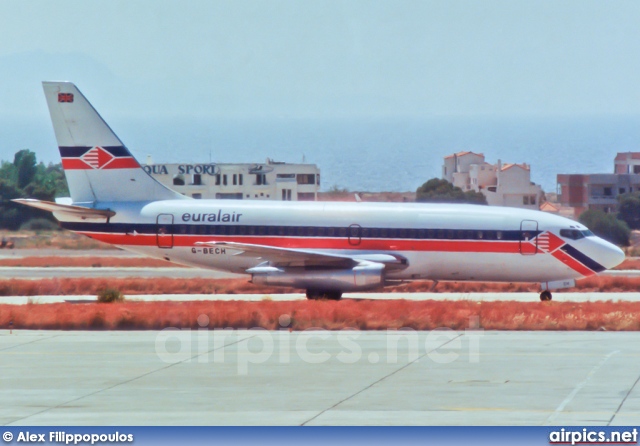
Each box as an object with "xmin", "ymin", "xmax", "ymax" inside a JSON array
[{"xmin": 251, "ymin": 262, "xmax": 385, "ymax": 291}]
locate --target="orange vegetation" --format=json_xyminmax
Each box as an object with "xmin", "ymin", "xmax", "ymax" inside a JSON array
[
  {"xmin": 1, "ymin": 300, "xmax": 639, "ymax": 331},
  {"xmin": 615, "ymin": 258, "xmax": 640, "ymax": 270},
  {"xmin": 0, "ymin": 278, "xmax": 289, "ymax": 296},
  {"xmin": 0, "ymin": 256, "xmax": 184, "ymax": 268},
  {"xmin": 0, "ymin": 275, "xmax": 640, "ymax": 297}
]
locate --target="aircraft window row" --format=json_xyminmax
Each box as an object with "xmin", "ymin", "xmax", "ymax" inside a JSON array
[
  {"xmin": 560, "ymin": 229, "xmax": 593, "ymax": 240},
  {"xmin": 170, "ymin": 224, "xmax": 522, "ymax": 241}
]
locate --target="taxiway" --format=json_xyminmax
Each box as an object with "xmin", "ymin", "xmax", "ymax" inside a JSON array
[{"xmin": 1, "ymin": 330, "xmax": 638, "ymax": 426}]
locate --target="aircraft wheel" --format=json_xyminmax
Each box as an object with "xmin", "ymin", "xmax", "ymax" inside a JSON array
[
  {"xmin": 539, "ymin": 290, "xmax": 552, "ymax": 301},
  {"xmin": 306, "ymin": 290, "xmax": 342, "ymax": 300}
]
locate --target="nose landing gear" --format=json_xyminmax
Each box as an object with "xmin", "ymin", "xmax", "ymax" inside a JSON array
[
  {"xmin": 306, "ymin": 289, "xmax": 343, "ymax": 300},
  {"xmin": 539, "ymin": 290, "xmax": 552, "ymax": 301}
]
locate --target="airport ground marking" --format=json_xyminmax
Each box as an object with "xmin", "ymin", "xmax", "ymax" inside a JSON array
[
  {"xmin": 8, "ymin": 332, "xmax": 259, "ymax": 425},
  {"xmin": 608, "ymin": 368, "xmax": 640, "ymax": 425},
  {"xmin": 545, "ymin": 350, "xmax": 620, "ymax": 425},
  {"xmin": 300, "ymin": 333, "xmax": 463, "ymax": 426}
]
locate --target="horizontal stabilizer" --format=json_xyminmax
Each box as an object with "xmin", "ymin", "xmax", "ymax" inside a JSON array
[{"xmin": 12, "ymin": 199, "xmax": 115, "ymax": 220}]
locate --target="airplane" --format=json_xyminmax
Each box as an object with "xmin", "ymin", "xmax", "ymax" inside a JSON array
[{"xmin": 14, "ymin": 82, "xmax": 625, "ymax": 302}]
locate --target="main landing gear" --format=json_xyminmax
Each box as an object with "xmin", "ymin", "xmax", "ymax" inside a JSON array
[
  {"xmin": 306, "ymin": 289, "xmax": 343, "ymax": 300},
  {"xmin": 539, "ymin": 290, "xmax": 552, "ymax": 301}
]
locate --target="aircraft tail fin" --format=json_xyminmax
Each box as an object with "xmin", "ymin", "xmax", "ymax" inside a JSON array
[{"xmin": 42, "ymin": 81, "xmax": 187, "ymax": 204}]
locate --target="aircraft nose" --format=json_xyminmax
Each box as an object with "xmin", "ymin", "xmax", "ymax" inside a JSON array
[{"xmin": 596, "ymin": 238, "xmax": 626, "ymax": 270}]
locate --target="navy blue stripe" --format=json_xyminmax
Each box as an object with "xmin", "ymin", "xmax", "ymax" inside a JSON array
[
  {"xmin": 560, "ymin": 244, "xmax": 606, "ymax": 273},
  {"xmin": 59, "ymin": 221, "xmax": 538, "ymax": 241},
  {"xmin": 59, "ymin": 146, "xmax": 131, "ymax": 157}
]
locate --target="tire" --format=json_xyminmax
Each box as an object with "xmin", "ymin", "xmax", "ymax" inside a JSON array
[
  {"xmin": 306, "ymin": 290, "xmax": 343, "ymax": 300},
  {"xmin": 539, "ymin": 290, "xmax": 552, "ymax": 301}
]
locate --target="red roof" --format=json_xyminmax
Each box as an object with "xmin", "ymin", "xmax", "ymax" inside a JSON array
[
  {"xmin": 501, "ymin": 163, "xmax": 529, "ymax": 171},
  {"xmin": 444, "ymin": 151, "xmax": 484, "ymax": 159}
]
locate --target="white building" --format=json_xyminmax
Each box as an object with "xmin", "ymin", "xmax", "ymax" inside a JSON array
[
  {"xmin": 442, "ymin": 151, "xmax": 543, "ymax": 209},
  {"xmin": 143, "ymin": 158, "xmax": 320, "ymax": 201}
]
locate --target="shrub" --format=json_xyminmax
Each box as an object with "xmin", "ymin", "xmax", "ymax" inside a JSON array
[
  {"xmin": 97, "ymin": 288, "xmax": 125, "ymax": 303},
  {"xmin": 579, "ymin": 209, "xmax": 630, "ymax": 246},
  {"xmin": 19, "ymin": 218, "xmax": 59, "ymax": 231}
]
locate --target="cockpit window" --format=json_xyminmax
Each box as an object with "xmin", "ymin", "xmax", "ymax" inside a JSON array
[{"xmin": 560, "ymin": 229, "xmax": 593, "ymax": 240}]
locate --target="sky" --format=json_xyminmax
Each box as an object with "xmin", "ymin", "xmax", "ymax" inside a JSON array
[{"xmin": 1, "ymin": 0, "xmax": 640, "ymax": 120}]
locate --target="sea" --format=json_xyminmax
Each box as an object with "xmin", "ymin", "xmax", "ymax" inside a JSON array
[{"xmin": 3, "ymin": 114, "xmax": 640, "ymax": 194}]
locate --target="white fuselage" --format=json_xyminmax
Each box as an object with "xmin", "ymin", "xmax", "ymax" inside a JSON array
[{"xmin": 56, "ymin": 199, "xmax": 624, "ymax": 284}]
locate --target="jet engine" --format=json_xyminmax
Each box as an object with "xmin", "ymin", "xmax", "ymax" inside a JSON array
[{"xmin": 250, "ymin": 262, "xmax": 385, "ymax": 292}]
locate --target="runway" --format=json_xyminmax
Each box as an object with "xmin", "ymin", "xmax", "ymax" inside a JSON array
[
  {"xmin": 3, "ymin": 291, "xmax": 640, "ymax": 305},
  {"xmin": 0, "ymin": 265, "xmax": 638, "ymax": 280},
  {"xmin": 1, "ymin": 330, "xmax": 638, "ymax": 426}
]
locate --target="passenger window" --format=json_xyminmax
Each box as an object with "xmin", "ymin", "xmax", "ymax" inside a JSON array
[
  {"xmin": 327, "ymin": 227, "xmax": 336, "ymax": 237},
  {"xmin": 317, "ymin": 227, "xmax": 326, "ymax": 237},
  {"xmin": 339, "ymin": 227, "xmax": 348, "ymax": 237},
  {"xmin": 496, "ymin": 231, "xmax": 503, "ymax": 240}
]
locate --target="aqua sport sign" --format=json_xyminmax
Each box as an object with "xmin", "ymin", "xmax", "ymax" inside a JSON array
[{"xmin": 143, "ymin": 164, "xmax": 219, "ymax": 175}]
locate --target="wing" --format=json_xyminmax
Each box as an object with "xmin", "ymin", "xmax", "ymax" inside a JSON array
[
  {"xmin": 12, "ymin": 199, "xmax": 115, "ymax": 220},
  {"xmin": 195, "ymin": 241, "xmax": 408, "ymax": 272}
]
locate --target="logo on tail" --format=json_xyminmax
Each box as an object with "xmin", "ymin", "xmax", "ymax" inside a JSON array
[{"xmin": 60, "ymin": 146, "xmax": 139, "ymax": 170}]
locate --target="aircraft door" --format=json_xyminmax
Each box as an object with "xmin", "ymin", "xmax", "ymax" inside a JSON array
[
  {"xmin": 348, "ymin": 224, "xmax": 361, "ymax": 246},
  {"xmin": 520, "ymin": 220, "xmax": 538, "ymax": 255},
  {"xmin": 157, "ymin": 214, "xmax": 174, "ymax": 248}
]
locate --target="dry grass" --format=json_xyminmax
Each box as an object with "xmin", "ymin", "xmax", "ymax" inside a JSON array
[
  {"xmin": 1, "ymin": 300, "xmax": 639, "ymax": 331},
  {"xmin": 0, "ymin": 278, "xmax": 290, "ymax": 296},
  {"xmin": 0, "ymin": 256, "xmax": 183, "ymax": 268},
  {"xmin": 615, "ymin": 258, "xmax": 640, "ymax": 270},
  {"xmin": 1, "ymin": 275, "xmax": 640, "ymax": 297},
  {"xmin": 4, "ymin": 231, "xmax": 112, "ymax": 250}
]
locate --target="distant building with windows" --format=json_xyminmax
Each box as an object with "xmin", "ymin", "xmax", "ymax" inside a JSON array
[
  {"xmin": 142, "ymin": 158, "xmax": 320, "ymax": 201},
  {"xmin": 442, "ymin": 151, "xmax": 543, "ymax": 209},
  {"xmin": 558, "ymin": 152, "xmax": 640, "ymax": 217}
]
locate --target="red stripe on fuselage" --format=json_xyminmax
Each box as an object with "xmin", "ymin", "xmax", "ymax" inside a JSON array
[
  {"xmin": 73, "ymin": 232, "xmax": 525, "ymax": 253},
  {"xmin": 551, "ymin": 249, "xmax": 596, "ymax": 277}
]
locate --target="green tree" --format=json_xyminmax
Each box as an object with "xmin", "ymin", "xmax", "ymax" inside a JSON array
[
  {"xmin": 579, "ymin": 209, "xmax": 630, "ymax": 246},
  {"xmin": 13, "ymin": 149, "xmax": 37, "ymax": 189},
  {"xmin": 416, "ymin": 178, "xmax": 487, "ymax": 205},
  {"xmin": 0, "ymin": 150, "xmax": 69, "ymax": 230},
  {"xmin": 617, "ymin": 193, "xmax": 640, "ymax": 229}
]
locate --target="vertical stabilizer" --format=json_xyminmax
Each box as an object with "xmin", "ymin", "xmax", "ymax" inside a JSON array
[{"xmin": 42, "ymin": 81, "xmax": 187, "ymax": 204}]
